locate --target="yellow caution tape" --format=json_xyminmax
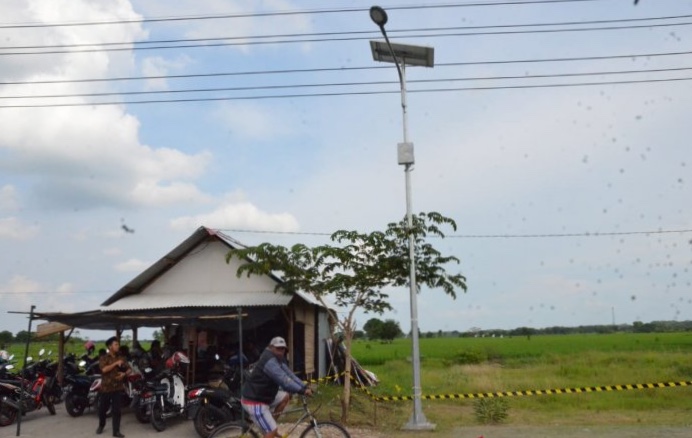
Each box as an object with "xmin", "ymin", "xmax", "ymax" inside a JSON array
[{"xmin": 353, "ymin": 380, "xmax": 692, "ymax": 402}]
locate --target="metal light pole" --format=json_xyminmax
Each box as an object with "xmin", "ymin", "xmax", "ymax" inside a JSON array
[{"xmin": 369, "ymin": 5, "xmax": 435, "ymax": 431}]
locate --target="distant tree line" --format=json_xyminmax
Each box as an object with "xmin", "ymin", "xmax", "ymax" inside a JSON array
[
  {"xmin": 450, "ymin": 320, "xmax": 692, "ymax": 338},
  {"xmin": 0, "ymin": 329, "xmax": 89, "ymax": 347},
  {"xmin": 348, "ymin": 319, "xmax": 692, "ymax": 341}
]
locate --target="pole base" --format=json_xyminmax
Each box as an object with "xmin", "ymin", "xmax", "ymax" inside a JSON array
[{"xmin": 402, "ymin": 414, "xmax": 436, "ymax": 431}]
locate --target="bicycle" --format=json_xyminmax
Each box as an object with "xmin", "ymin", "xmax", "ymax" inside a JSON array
[{"xmin": 208, "ymin": 394, "xmax": 350, "ymax": 438}]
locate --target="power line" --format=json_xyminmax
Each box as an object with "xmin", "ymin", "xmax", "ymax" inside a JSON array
[
  {"xmin": 3, "ymin": 13, "xmax": 688, "ymax": 52},
  {"xmin": 0, "ymin": 0, "xmax": 604, "ymax": 29},
  {"xmin": 3, "ymin": 49, "xmax": 692, "ymax": 86},
  {"xmin": 3, "ymin": 66, "xmax": 691, "ymax": 100},
  {"xmin": 1, "ymin": 76, "xmax": 690, "ymax": 108},
  {"xmin": 3, "ymin": 21, "xmax": 691, "ymax": 56},
  {"xmin": 215, "ymin": 227, "xmax": 692, "ymax": 238}
]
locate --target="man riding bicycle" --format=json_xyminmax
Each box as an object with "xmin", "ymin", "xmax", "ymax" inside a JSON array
[{"xmin": 241, "ymin": 337, "xmax": 313, "ymax": 438}]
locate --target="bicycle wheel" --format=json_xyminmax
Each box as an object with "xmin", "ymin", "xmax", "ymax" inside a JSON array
[
  {"xmin": 299, "ymin": 421, "xmax": 351, "ymax": 438},
  {"xmin": 209, "ymin": 422, "xmax": 259, "ymax": 438}
]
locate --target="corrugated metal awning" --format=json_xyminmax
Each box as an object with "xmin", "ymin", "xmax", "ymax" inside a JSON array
[{"xmin": 102, "ymin": 291, "xmax": 292, "ymax": 312}]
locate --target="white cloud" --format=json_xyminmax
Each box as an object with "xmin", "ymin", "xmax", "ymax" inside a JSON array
[
  {"xmin": 140, "ymin": 55, "xmax": 193, "ymax": 90},
  {"xmin": 131, "ymin": 179, "xmax": 213, "ymax": 206},
  {"xmin": 170, "ymin": 201, "xmax": 299, "ymax": 232},
  {"xmin": 0, "ymin": 217, "xmax": 39, "ymax": 240},
  {"xmin": 103, "ymin": 247, "xmax": 123, "ymax": 256},
  {"xmin": 56, "ymin": 283, "xmax": 75, "ymax": 295},
  {"xmin": 0, "ymin": 1, "xmax": 211, "ymax": 212},
  {"xmin": 214, "ymin": 102, "xmax": 297, "ymax": 141},
  {"xmin": 132, "ymin": 0, "xmax": 311, "ymax": 53},
  {"xmin": 115, "ymin": 258, "xmax": 150, "ymax": 272},
  {"xmin": 0, "ymin": 186, "xmax": 19, "ymax": 212}
]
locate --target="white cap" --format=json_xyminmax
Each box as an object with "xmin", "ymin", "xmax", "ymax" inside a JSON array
[{"xmin": 269, "ymin": 337, "xmax": 287, "ymax": 348}]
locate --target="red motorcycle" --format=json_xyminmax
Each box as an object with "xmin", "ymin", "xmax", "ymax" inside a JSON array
[{"xmin": 0, "ymin": 350, "xmax": 56, "ymax": 427}]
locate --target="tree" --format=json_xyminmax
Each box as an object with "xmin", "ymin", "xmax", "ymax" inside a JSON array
[
  {"xmin": 363, "ymin": 318, "xmax": 384, "ymax": 340},
  {"xmin": 379, "ymin": 319, "xmax": 403, "ymax": 342},
  {"xmin": 0, "ymin": 330, "xmax": 12, "ymax": 345},
  {"xmin": 152, "ymin": 330, "xmax": 165, "ymax": 342},
  {"xmin": 14, "ymin": 330, "xmax": 31, "ymax": 343},
  {"xmin": 227, "ymin": 211, "xmax": 466, "ymax": 423}
]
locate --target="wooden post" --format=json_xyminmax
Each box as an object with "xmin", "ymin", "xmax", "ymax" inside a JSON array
[
  {"xmin": 58, "ymin": 331, "xmax": 65, "ymax": 386},
  {"xmin": 288, "ymin": 309, "xmax": 294, "ymax": 370}
]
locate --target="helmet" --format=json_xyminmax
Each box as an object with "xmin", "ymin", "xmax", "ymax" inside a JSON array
[
  {"xmin": 165, "ymin": 351, "xmax": 190, "ymax": 369},
  {"xmin": 84, "ymin": 341, "xmax": 95, "ymax": 352}
]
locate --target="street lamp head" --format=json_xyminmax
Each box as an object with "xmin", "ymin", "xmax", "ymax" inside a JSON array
[{"xmin": 369, "ymin": 6, "xmax": 388, "ymax": 27}]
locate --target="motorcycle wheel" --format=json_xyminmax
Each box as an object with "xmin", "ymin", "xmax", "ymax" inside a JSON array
[
  {"xmin": 150, "ymin": 399, "xmax": 166, "ymax": 431},
  {"xmin": 43, "ymin": 393, "xmax": 56, "ymax": 415},
  {"xmin": 64, "ymin": 393, "xmax": 86, "ymax": 417},
  {"xmin": 47, "ymin": 383, "xmax": 63, "ymax": 405},
  {"xmin": 194, "ymin": 404, "xmax": 229, "ymax": 438},
  {"xmin": 0, "ymin": 402, "xmax": 18, "ymax": 427},
  {"xmin": 135, "ymin": 403, "xmax": 150, "ymax": 424}
]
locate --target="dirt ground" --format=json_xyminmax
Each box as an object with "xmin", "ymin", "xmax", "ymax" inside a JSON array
[{"xmin": 2, "ymin": 403, "xmax": 690, "ymax": 438}]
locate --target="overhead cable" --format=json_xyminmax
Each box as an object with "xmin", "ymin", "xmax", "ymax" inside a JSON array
[
  {"xmin": 0, "ymin": 76, "xmax": 690, "ymax": 108},
  {"xmin": 215, "ymin": 227, "xmax": 692, "ymax": 238},
  {"xmin": 3, "ymin": 49, "xmax": 692, "ymax": 86},
  {"xmin": 2, "ymin": 21, "xmax": 691, "ymax": 56},
  {"xmin": 0, "ymin": 0, "xmax": 605, "ymax": 29},
  {"xmin": 2, "ymin": 13, "xmax": 688, "ymax": 52},
  {"xmin": 2, "ymin": 66, "xmax": 691, "ymax": 100}
]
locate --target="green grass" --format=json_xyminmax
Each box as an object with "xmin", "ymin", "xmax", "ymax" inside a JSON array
[{"xmin": 342, "ymin": 333, "xmax": 692, "ymax": 432}]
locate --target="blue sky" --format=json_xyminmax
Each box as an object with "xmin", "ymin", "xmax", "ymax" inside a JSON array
[{"xmin": 1, "ymin": 0, "xmax": 691, "ymax": 341}]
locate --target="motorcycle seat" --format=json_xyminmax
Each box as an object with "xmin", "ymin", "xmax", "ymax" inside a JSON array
[
  {"xmin": 204, "ymin": 387, "xmax": 232, "ymax": 403},
  {"xmin": 153, "ymin": 384, "xmax": 169, "ymax": 393}
]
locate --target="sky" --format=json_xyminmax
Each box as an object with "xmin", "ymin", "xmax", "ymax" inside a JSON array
[{"xmin": 1, "ymin": 0, "xmax": 691, "ymax": 341}]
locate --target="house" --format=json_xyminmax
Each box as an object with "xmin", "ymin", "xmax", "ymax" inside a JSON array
[{"xmin": 37, "ymin": 226, "xmax": 334, "ymax": 381}]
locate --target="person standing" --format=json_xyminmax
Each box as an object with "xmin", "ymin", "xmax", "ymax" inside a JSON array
[
  {"xmin": 241, "ymin": 337, "xmax": 312, "ymax": 438},
  {"xmin": 97, "ymin": 337, "xmax": 129, "ymax": 438}
]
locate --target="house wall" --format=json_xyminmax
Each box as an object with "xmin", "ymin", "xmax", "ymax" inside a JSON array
[{"xmin": 293, "ymin": 300, "xmax": 315, "ymax": 375}]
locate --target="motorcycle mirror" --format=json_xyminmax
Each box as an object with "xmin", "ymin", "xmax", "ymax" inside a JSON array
[
  {"xmin": 26, "ymin": 356, "xmax": 33, "ymax": 362},
  {"xmin": 39, "ymin": 348, "xmax": 46, "ymax": 356},
  {"xmin": 8, "ymin": 354, "xmax": 14, "ymax": 361},
  {"xmin": 215, "ymin": 354, "xmax": 220, "ymax": 360},
  {"xmin": 144, "ymin": 367, "xmax": 152, "ymax": 373},
  {"xmin": 79, "ymin": 360, "xmax": 87, "ymax": 367},
  {"xmin": 5, "ymin": 364, "xmax": 13, "ymax": 370},
  {"xmin": 48, "ymin": 350, "xmax": 53, "ymax": 356}
]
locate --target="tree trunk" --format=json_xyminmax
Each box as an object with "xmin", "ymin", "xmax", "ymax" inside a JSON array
[{"xmin": 340, "ymin": 327, "xmax": 353, "ymax": 424}]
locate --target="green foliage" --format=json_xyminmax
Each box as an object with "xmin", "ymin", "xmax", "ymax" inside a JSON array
[
  {"xmin": 225, "ymin": 211, "xmax": 466, "ymax": 422},
  {"xmin": 152, "ymin": 330, "xmax": 164, "ymax": 343},
  {"xmin": 0, "ymin": 330, "xmax": 13, "ymax": 345},
  {"xmin": 363, "ymin": 318, "xmax": 384, "ymax": 340},
  {"xmin": 226, "ymin": 211, "xmax": 466, "ymax": 314},
  {"xmin": 14, "ymin": 330, "xmax": 31, "ymax": 342},
  {"xmin": 473, "ymin": 398, "xmax": 509, "ymax": 424},
  {"xmin": 444, "ymin": 349, "xmax": 488, "ymax": 365},
  {"xmin": 364, "ymin": 318, "xmax": 403, "ymax": 341},
  {"xmin": 351, "ymin": 333, "xmax": 692, "ymax": 367}
]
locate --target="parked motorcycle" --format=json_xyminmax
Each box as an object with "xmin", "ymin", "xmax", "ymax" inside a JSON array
[
  {"xmin": 148, "ymin": 351, "xmax": 195, "ymax": 431},
  {"xmin": 40, "ymin": 352, "xmax": 64, "ymax": 406},
  {"xmin": 188, "ymin": 386, "xmax": 242, "ymax": 438},
  {"xmin": 1, "ymin": 358, "xmax": 20, "ymax": 428},
  {"xmin": 0, "ymin": 349, "xmax": 56, "ymax": 426},
  {"xmin": 126, "ymin": 363, "xmax": 159, "ymax": 424},
  {"xmin": 63, "ymin": 360, "xmax": 101, "ymax": 417}
]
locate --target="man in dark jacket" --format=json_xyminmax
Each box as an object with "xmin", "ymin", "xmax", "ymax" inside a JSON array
[{"xmin": 241, "ymin": 337, "xmax": 312, "ymax": 438}]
